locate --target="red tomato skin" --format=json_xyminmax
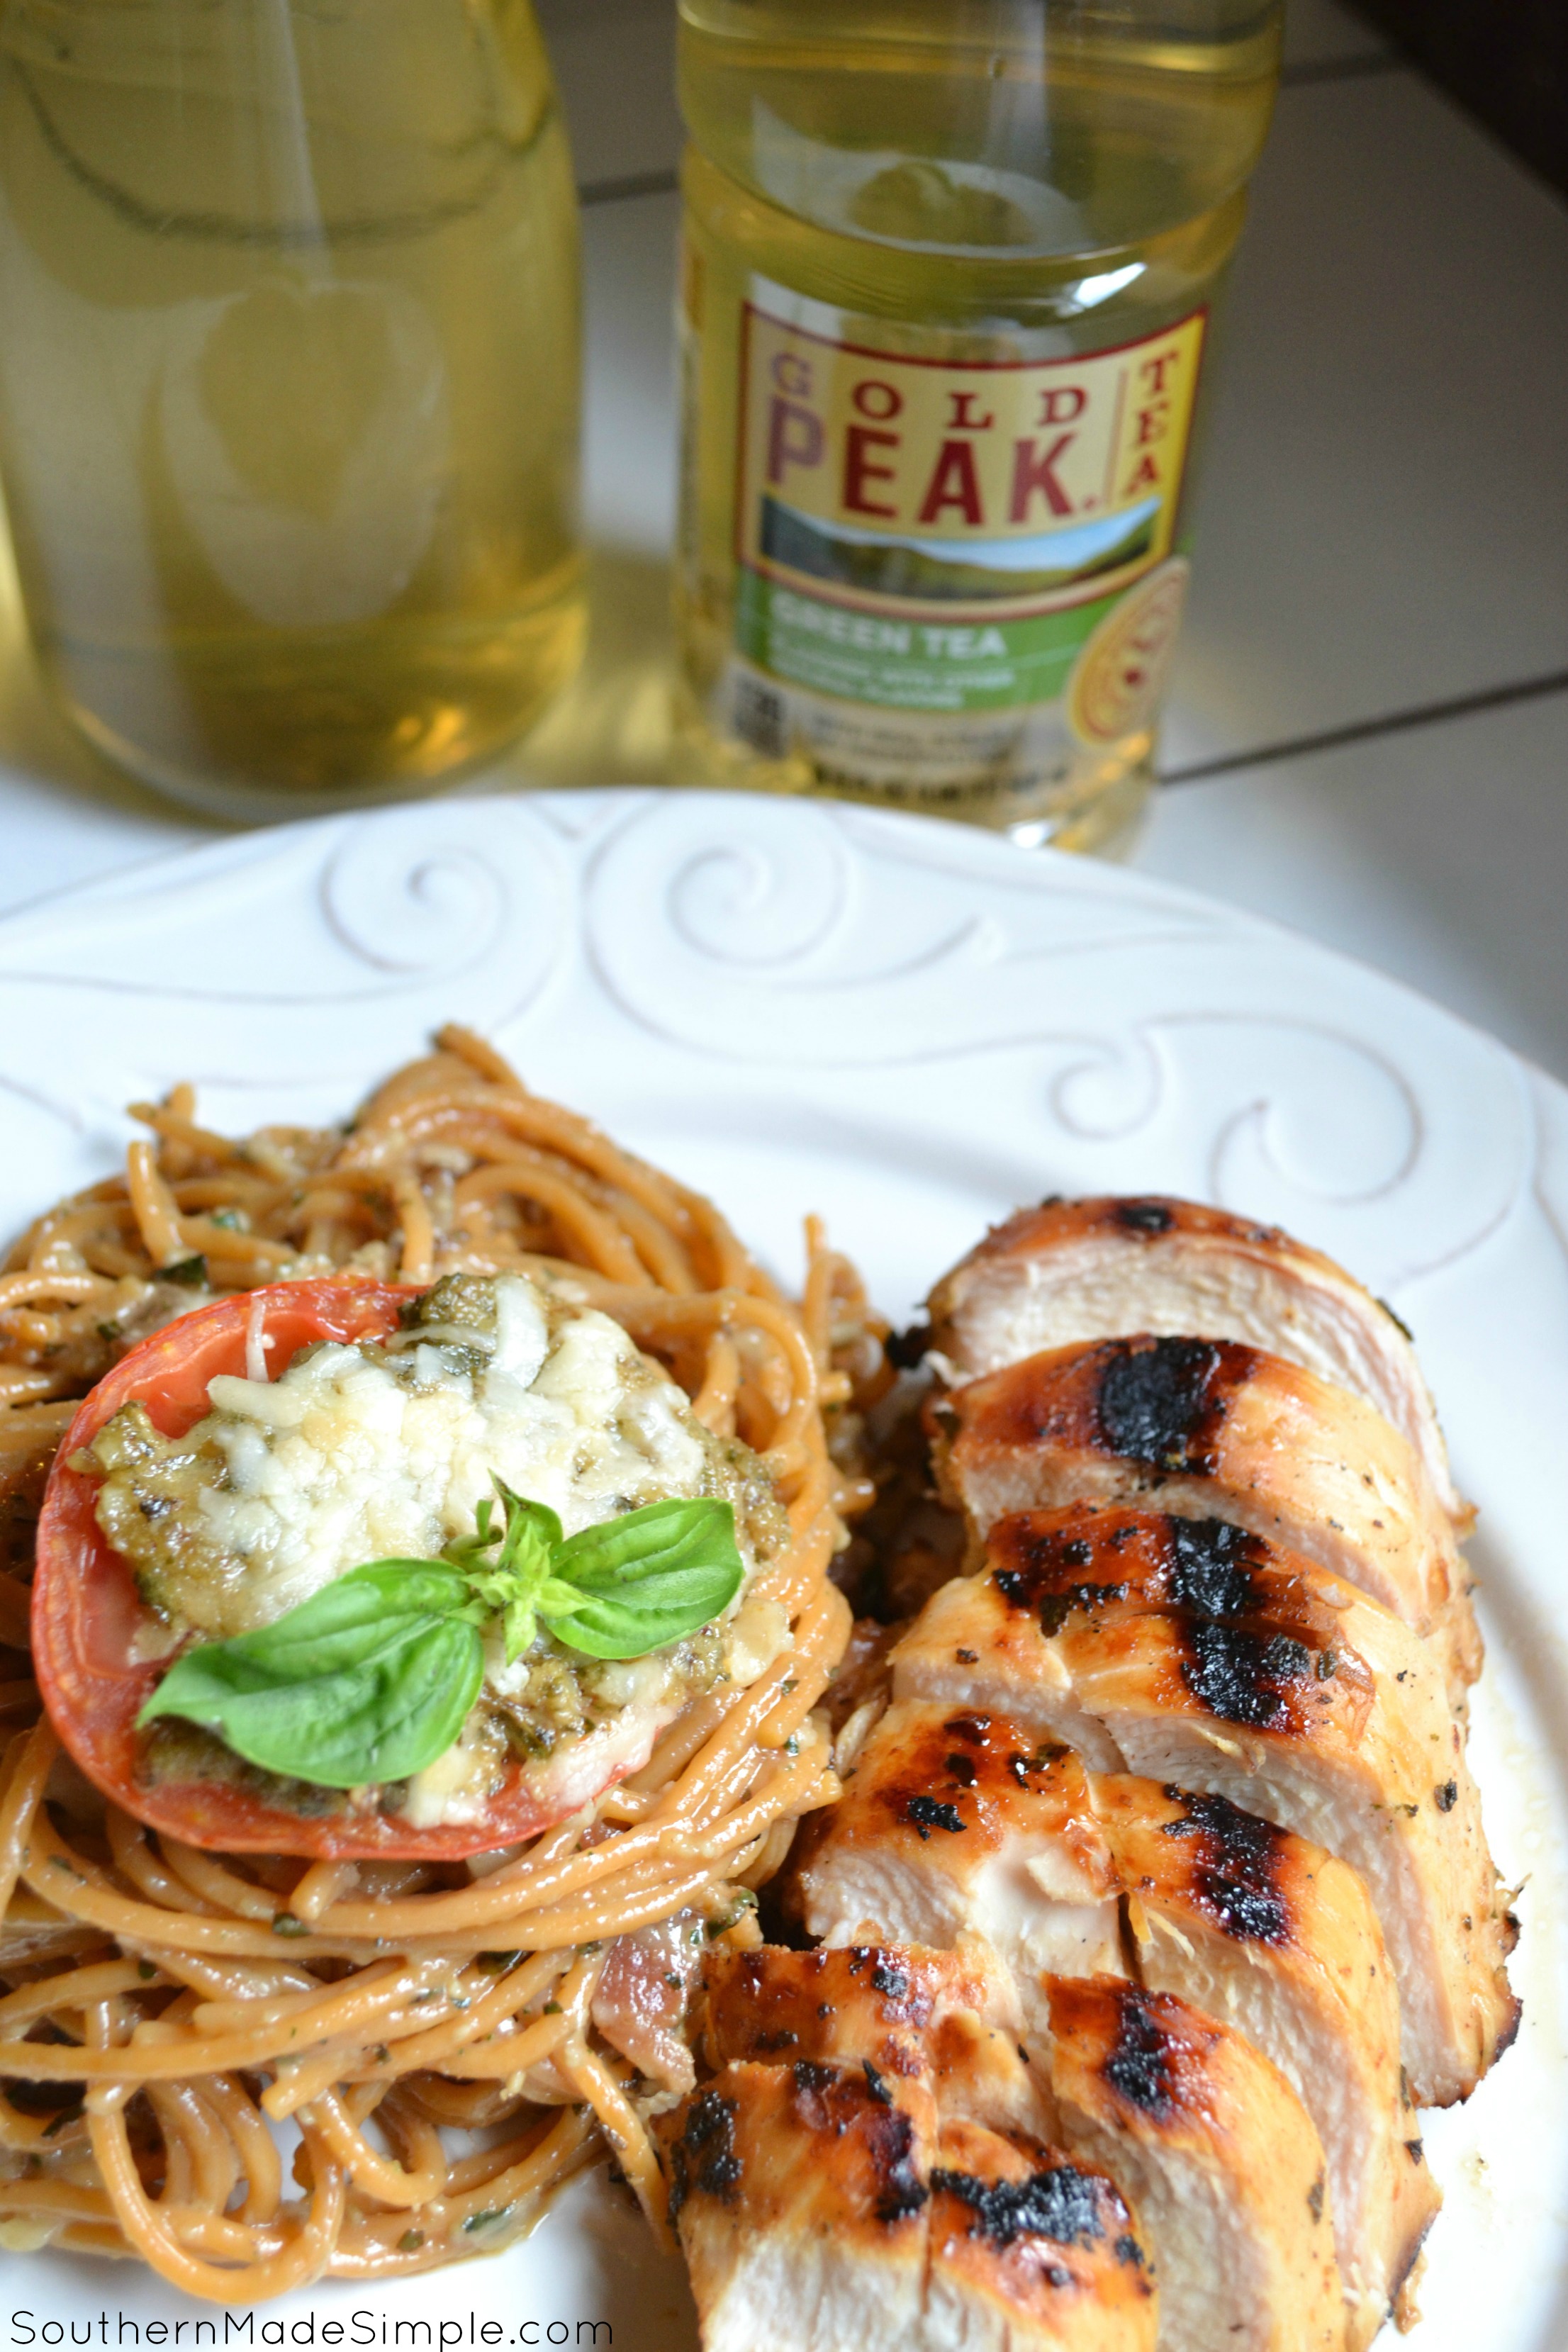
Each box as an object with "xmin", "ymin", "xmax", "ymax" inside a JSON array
[{"xmin": 32, "ymin": 1281, "xmax": 637, "ymax": 1861}]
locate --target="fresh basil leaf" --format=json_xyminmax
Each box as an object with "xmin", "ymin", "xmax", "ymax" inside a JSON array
[
  {"xmin": 500, "ymin": 1594, "xmax": 534, "ymax": 1667},
  {"xmin": 463, "ymin": 1489, "xmax": 566, "ymax": 1662},
  {"xmin": 440, "ymin": 1497, "xmax": 498, "ymax": 1570},
  {"xmin": 553, "ymin": 1496, "xmax": 744, "ymax": 1592},
  {"xmin": 493, "ymin": 1483, "xmax": 564, "ymax": 1561},
  {"xmin": 137, "ymin": 1561, "xmax": 483, "ymax": 1788},
  {"xmin": 133, "ymin": 1488, "xmax": 748, "ymax": 1791},
  {"xmin": 543, "ymin": 1498, "xmax": 744, "ymax": 1660}
]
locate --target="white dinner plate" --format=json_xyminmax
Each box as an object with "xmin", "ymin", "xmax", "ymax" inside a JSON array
[{"xmin": 3, "ymin": 788, "xmax": 1564, "ymax": 2349}]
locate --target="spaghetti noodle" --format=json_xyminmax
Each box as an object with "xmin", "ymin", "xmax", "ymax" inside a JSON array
[{"xmin": 0, "ymin": 1029, "xmax": 882, "ymax": 2295}]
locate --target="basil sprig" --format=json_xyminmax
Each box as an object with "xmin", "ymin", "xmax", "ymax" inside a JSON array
[{"xmin": 136, "ymin": 1487, "xmax": 745, "ymax": 1790}]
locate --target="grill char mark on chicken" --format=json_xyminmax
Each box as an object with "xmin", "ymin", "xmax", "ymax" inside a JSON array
[
  {"xmin": 791, "ymin": 2061, "xmax": 931, "ymax": 2222},
  {"xmin": 861, "ymin": 1704, "xmax": 1081, "ymax": 1834},
  {"xmin": 989, "ymin": 1510, "xmax": 1339, "ymax": 1647},
  {"xmin": 924, "ymin": 2118, "xmax": 1160, "ymax": 2343},
  {"xmin": 796, "ymin": 1696, "xmax": 1443, "ymax": 2348},
  {"xmin": 663, "ymin": 1953, "xmax": 1162, "ymax": 2352},
  {"xmin": 1111, "ymin": 1201, "xmax": 1177, "ymax": 1235},
  {"xmin": 986, "ymin": 1506, "xmax": 1376, "ymax": 1746},
  {"xmin": 992, "ymin": 1496, "xmax": 1372, "ymax": 1721},
  {"xmin": 955, "ymin": 1335, "xmax": 1254, "ymax": 1484},
  {"xmin": 667, "ymin": 2088, "xmax": 744, "ymax": 2223},
  {"xmin": 710, "ymin": 1944, "xmax": 931, "ymax": 2077},
  {"xmin": 1167, "ymin": 1516, "xmax": 1277, "ymax": 1618},
  {"xmin": 1094, "ymin": 1337, "xmax": 1248, "ymax": 1477},
  {"xmin": 887, "ymin": 1504, "xmax": 1518, "ymax": 2108},
  {"xmin": 934, "ymin": 1335, "xmax": 1480, "ymax": 1698},
  {"xmin": 924, "ymin": 1191, "xmax": 1468, "ymax": 1527},
  {"xmin": 1180, "ymin": 1618, "xmax": 1317, "ymax": 1732},
  {"xmin": 1156, "ymin": 1788, "xmax": 1291, "ymax": 1945},
  {"xmin": 1102, "ymin": 1989, "xmax": 1180, "ymax": 2120},
  {"xmin": 1046, "ymin": 1976, "xmax": 1346, "ymax": 2352},
  {"xmin": 931, "ymin": 2151, "xmax": 1116, "ymax": 2249},
  {"xmin": 700, "ymin": 1942, "xmax": 1051, "ymax": 2144}
]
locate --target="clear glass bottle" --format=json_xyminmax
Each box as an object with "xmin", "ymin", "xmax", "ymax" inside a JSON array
[
  {"xmin": 675, "ymin": 0, "xmax": 1283, "ymax": 851},
  {"xmin": 0, "ymin": 0, "xmax": 583, "ymax": 819}
]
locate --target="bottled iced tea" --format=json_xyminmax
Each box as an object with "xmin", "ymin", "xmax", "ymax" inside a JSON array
[
  {"xmin": 676, "ymin": 0, "xmax": 1282, "ymax": 849},
  {"xmin": 0, "ymin": 0, "xmax": 582, "ymax": 817}
]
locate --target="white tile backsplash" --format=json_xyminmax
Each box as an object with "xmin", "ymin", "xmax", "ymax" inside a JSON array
[
  {"xmin": 1165, "ymin": 72, "xmax": 1568, "ymax": 770},
  {"xmin": 1139, "ymin": 687, "xmax": 1568, "ymax": 1082}
]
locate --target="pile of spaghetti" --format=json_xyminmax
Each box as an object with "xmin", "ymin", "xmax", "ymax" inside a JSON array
[{"xmin": 0, "ymin": 1029, "xmax": 882, "ymax": 2297}]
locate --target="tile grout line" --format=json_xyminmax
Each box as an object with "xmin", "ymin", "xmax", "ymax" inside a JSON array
[
  {"xmin": 1277, "ymin": 50, "xmax": 1404, "ymax": 90},
  {"xmin": 580, "ymin": 167, "xmax": 681, "ymax": 208},
  {"xmin": 1160, "ymin": 669, "xmax": 1568, "ymax": 787}
]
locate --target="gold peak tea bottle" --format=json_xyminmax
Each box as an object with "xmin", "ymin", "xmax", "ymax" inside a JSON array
[
  {"xmin": 675, "ymin": 0, "xmax": 1282, "ymax": 850},
  {"xmin": 0, "ymin": 0, "xmax": 582, "ymax": 819}
]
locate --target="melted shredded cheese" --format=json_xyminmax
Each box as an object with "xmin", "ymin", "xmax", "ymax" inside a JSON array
[
  {"xmin": 91, "ymin": 1274, "xmax": 792, "ymax": 1826},
  {"xmin": 193, "ymin": 1277, "xmax": 711, "ymax": 1630}
]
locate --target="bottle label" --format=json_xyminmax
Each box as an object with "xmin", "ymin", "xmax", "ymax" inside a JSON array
[{"xmin": 722, "ymin": 290, "xmax": 1205, "ymax": 788}]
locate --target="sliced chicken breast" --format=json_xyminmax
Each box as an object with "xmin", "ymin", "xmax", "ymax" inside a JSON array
[
  {"xmin": 931, "ymin": 1333, "xmax": 1479, "ymax": 1695},
  {"xmin": 927, "ymin": 2116, "xmax": 1160, "ymax": 2352},
  {"xmin": 658, "ymin": 2053, "xmax": 1160, "ymax": 2352},
  {"xmin": 792, "ymin": 1701, "xmax": 1124, "ymax": 2012},
  {"xmin": 700, "ymin": 1941, "xmax": 1048, "ymax": 2139},
  {"xmin": 797, "ymin": 1699, "xmax": 1437, "ymax": 2346},
  {"xmin": 892, "ymin": 1506, "xmax": 1518, "ymax": 2105},
  {"xmin": 926, "ymin": 1196, "xmax": 1466, "ymax": 1525},
  {"xmin": 660, "ymin": 2058, "xmax": 935, "ymax": 2351},
  {"xmin": 1096, "ymin": 1774, "xmax": 1436, "ymax": 2347},
  {"xmin": 1045, "ymin": 1976, "xmax": 1344, "ymax": 2352}
]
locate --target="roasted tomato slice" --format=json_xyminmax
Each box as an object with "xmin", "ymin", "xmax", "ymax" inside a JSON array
[{"xmin": 33, "ymin": 1280, "xmax": 666, "ymax": 1860}]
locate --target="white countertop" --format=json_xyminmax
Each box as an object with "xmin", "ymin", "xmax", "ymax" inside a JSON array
[{"xmin": 1, "ymin": 0, "xmax": 1565, "ymax": 1078}]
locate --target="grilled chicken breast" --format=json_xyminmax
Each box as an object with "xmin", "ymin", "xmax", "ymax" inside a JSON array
[
  {"xmin": 659, "ymin": 2049, "xmax": 1159, "ymax": 2351},
  {"xmin": 931, "ymin": 1333, "xmax": 1480, "ymax": 1696},
  {"xmin": 796, "ymin": 1701, "xmax": 1437, "ymax": 2345},
  {"xmin": 661, "ymin": 1204, "xmax": 1510, "ymax": 2349},
  {"xmin": 661, "ymin": 2059, "xmax": 935, "ymax": 2351},
  {"xmin": 891, "ymin": 1506, "xmax": 1518, "ymax": 2105},
  {"xmin": 926, "ymin": 1197, "xmax": 1466, "ymax": 1526},
  {"xmin": 792, "ymin": 1703, "xmax": 1124, "ymax": 2012},
  {"xmin": 926, "ymin": 2117, "xmax": 1160, "ymax": 2352},
  {"xmin": 1097, "ymin": 1774, "xmax": 1436, "ymax": 2345},
  {"xmin": 1046, "ymin": 1977, "xmax": 1344, "ymax": 2352},
  {"xmin": 700, "ymin": 1942, "xmax": 1049, "ymax": 2140}
]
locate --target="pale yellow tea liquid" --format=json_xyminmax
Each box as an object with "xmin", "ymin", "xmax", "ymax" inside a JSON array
[
  {"xmin": 0, "ymin": 0, "xmax": 582, "ymax": 817},
  {"xmin": 676, "ymin": 0, "xmax": 1282, "ymax": 848}
]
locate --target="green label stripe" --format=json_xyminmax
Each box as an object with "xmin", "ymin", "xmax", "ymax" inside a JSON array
[{"xmin": 735, "ymin": 567, "xmax": 1119, "ymax": 715}]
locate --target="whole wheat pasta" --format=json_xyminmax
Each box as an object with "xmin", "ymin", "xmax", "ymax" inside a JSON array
[{"xmin": 0, "ymin": 1030, "xmax": 885, "ymax": 2295}]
